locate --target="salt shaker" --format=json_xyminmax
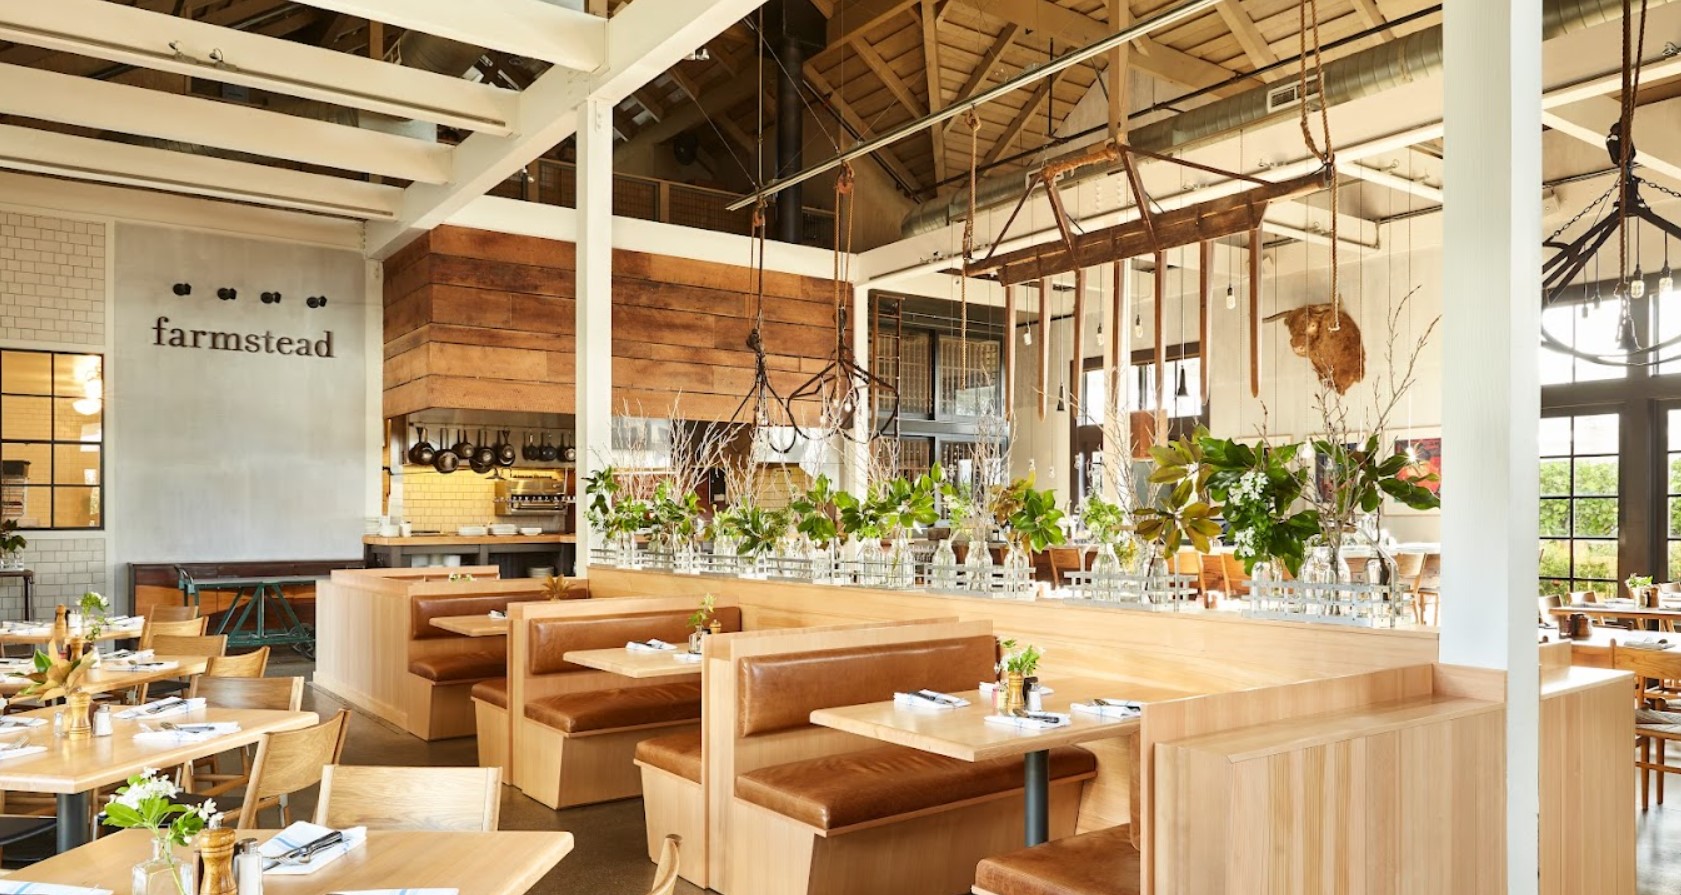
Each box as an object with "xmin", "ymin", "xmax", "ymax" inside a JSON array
[
  {"xmin": 51, "ymin": 710, "xmax": 63, "ymax": 738},
  {"xmin": 233, "ymin": 838, "xmax": 263, "ymax": 895},
  {"xmin": 1026, "ymin": 679, "xmax": 1044, "ymax": 713},
  {"xmin": 92, "ymin": 705, "xmax": 112, "ymax": 737}
]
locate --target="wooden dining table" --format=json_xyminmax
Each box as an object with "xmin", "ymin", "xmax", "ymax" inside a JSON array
[
  {"xmin": 0, "ymin": 654, "xmax": 211, "ymax": 699},
  {"xmin": 809, "ymin": 676, "xmax": 1153, "ymax": 847},
  {"xmin": 8, "ymin": 828, "xmax": 575, "ymax": 895},
  {"xmin": 562, "ymin": 646, "xmax": 703, "ymax": 679},
  {"xmin": 0, "ymin": 703, "xmax": 315, "ymax": 852},
  {"xmin": 430, "ymin": 614, "xmax": 509, "ymax": 638},
  {"xmin": 0, "ymin": 620, "xmax": 145, "ymax": 649}
]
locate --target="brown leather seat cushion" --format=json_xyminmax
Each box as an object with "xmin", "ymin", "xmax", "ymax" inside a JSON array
[
  {"xmin": 974, "ymin": 826, "xmax": 1140, "ymax": 895},
  {"xmin": 529, "ymin": 607, "xmax": 742, "ymax": 675},
  {"xmin": 635, "ymin": 730, "xmax": 703, "ymax": 783},
  {"xmin": 736, "ymin": 636, "xmax": 997, "ymax": 736},
  {"xmin": 525, "ymin": 682, "xmax": 703, "ymax": 734},
  {"xmin": 470, "ymin": 677, "xmax": 509, "ymax": 709},
  {"xmin": 412, "ymin": 594, "xmax": 524, "ymax": 640},
  {"xmin": 735, "ymin": 744, "xmax": 1096, "ymax": 831},
  {"xmin": 407, "ymin": 651, "xmax": 506, "ymax": 683}
]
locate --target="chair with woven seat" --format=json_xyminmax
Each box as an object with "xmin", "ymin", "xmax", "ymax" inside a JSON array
[
  {"xmin": 314, "ymin": 765, "xmax": 500, "ymax": 832},
  {"xmin": 1611, "ymin": 643, "xmax": 1681, "ymax": 809}
]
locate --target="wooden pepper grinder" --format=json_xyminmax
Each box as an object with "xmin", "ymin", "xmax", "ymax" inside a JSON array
[{"xmin": 198, "ymin": 816, "xmax": 237, "ymax": 895}]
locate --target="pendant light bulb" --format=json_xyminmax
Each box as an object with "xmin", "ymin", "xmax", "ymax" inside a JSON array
[
  {"xmin": 1097, "ymin": 317, "xmax": 1105, "ymax": 346},
  {"xmin": 1224, "ymin": 284, "xmax": 1236, "ymax": 310},
  {"xmin": 1055, "ymin": 382, "xmax": 1067, "ymax": 413},
  {"xmin": 1630, "ymin": 266, "xmax": 1647, "ymax": 300},
  {"xmin": 1174, "ymin": 366, "xmax": 1189, "ymax": 399},
  {"xmin": 1022, "ymin": 327, "xmax": 1032, "ymax": 346},
  {"xmin": 1133, "ymin": 314, "xmax": 1143, "ymax": 339},
  {"xmin": 1660, "ymin": 264, "xmax": 1674, "ymax": 299}
]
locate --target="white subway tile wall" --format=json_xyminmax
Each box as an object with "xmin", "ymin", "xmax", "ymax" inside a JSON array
[
  {"xmin": 0, "ymin": 537, "xmax": 107, "ymax": 618},
  {"xmin": 399, "ymin": 469, "xmax": 565, "ymax": 531},
  {"xmin": 0, "ymin": 213, "xmax": 107, "ymax": 346}
]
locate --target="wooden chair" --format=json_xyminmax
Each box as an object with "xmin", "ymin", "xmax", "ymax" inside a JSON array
[
  {"xmin": 1609, "ymin": 643, "xmax": 1681, "ymax": 809},
  {"xmin": 314, "ymin": 765, "xmax": 501, "ymax": 832},
  {"xmin": 185, "ymin": 677, "xmax": 306, "ymax": 796},
  {"xmin": 140, "ymin": 634, "xmax": 228, "ymax": 703},
  {"xmin": 1045, "ymin": 547, "xmax": 1084, "ymax": 588},
  {"xmin": 1414, "ymin": 554, "xmax": 1442, "ymax": 625},
  {"xmin": 204, "ymin": 647, "xmax": 269, "ymax": 678},
  {"xmin": 1394, "ymin": 552, "xmax": 1425, "ymax": 603},
  {"xmin": 647, "ymin": 835, "xmax": 680, "ymax": 895},
  {"xmin": 189, "ymin": 676, "xmax": 304, "ymax": 711},
  {"xmin": 1218, "ymin": 554, "xmax": 1250, "ymax": 599},
  {"xmin": 139, "ymin": 616, "xmax": 208, "ymax": 649},
  {"xmin": 1170, "ymin": 550, "xmax": 1205, "ymax": 604},
  {"xmin": 145, "ymin": 605, "xmax": 201, "ymax": 624},
  {"xmin": 233, "ymin": 709, "xmax": 352, "ymax": 828},
  {"xmin": 1197, "ymin": 553, "xmax": 1227, "ymax": 608}
]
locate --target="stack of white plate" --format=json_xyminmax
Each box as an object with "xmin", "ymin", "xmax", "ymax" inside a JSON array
[
  {"xmin": 489, "ymin": 523, "xmax": 519, "ymax": 537},
  {"xmin": 457, "ymin": 525, "xmax": 488, "ymax": 537}
]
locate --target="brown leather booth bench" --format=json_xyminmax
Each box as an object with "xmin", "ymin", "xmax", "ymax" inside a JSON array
[
  {"xmin": 506, "ymin": 602, "xmax": 741, "ymax": 809},
  {"xmin": 973, "ymin": 825, "xmax": 1139, "ymax": 895},
  {"xmin": 715, "ymin": 631, "xmax": 1098, "ymax": 895},
  {"xmin": 405, "ymin": 589, "xmax": 544, "ymax": 740}
]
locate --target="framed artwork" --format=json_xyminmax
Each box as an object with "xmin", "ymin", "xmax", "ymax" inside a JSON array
[{"xmin": 1394, "ymin": 436, "xmax": 1442, "ymax": 496}]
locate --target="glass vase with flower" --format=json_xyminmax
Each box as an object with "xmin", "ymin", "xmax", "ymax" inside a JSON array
[{"xmin": 102, "ymin": 769, "xmax": 217, "ymax": 895}]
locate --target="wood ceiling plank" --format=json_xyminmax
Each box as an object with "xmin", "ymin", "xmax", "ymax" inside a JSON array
[
  {"xmin": 1133, "ymin": 36, "xmax": 1254, "ymax": 96},
  {"xmin": 1215, "ymin": 0, "xmax": 1278, "ymax": 68},
  {"xmin": 851, "ymin": 31, "xmax": 927, "ymax": 118},
  {"xmin": 982, "ymin": 73, "xmax": 1057, "ymax": 166},
  {"xmin": 804, "ymin": 66, "xmax": 926, "ymax": 193},
  {"xmin": 941, "ymin": 22, "xmax": 1019, "ymax": 135},
  {"xmin": 824, "ymin": 0, "xmax": 921, "ymax": 51},
  {"xmin": 919, "ymin": 0, "xmax": 947, "ymax": 182},
  {"xmin": 1348, "ymin": 0, "xmax": 1395, "ymax": 40}
]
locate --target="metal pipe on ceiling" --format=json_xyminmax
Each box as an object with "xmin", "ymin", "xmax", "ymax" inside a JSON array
[
  {"xmin": 722, "ymin": 0, "xmax": 1226, "ymax": 213},
  {"xmin": 898, "ymin": 0, "xmax": 1680, "ymax": 237}
]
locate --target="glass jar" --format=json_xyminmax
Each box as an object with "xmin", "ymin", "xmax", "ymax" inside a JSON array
[
  {"xmin": 133, "ymin": 834, "xmax": 193, "ymax": 895},
  {"xmin": 856, "ymin": 538, "xmax": 885, "ymax": 587},
  {"xmin": 884, "ymin": 536, "xmax": 916, "ymax": 589},
  {"xmin": 963, "ymin": 540, "xmax": 994, "ymax": 593},
  {"xmin": 929, "ymin": 538, "xmax": 959, "ymax": 591},
  {"xmin": 1001, "ymin": 540, "xmax": 1033, "ymax": 598},
  {"xmin": 1090, "ymin": 542, "xmax": 1123, "ymax": 601},
  {"xmin": 1249, "ymin": 559, "xmax": 1276, "ymax": 610}
]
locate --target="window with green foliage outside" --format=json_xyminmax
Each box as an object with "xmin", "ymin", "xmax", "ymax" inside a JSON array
[{"xmin": 1539, "ymin": 413, "xmax": 1619, "ymax": 597}]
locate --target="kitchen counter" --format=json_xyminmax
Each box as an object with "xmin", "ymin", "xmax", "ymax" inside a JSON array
[
  {"xmin": 363, "ymin": 533, "xmax": 576, "ymax": 575},
  {"xmin": 362, "ymin": 534, "xmax": 576, "ymax": 546}
]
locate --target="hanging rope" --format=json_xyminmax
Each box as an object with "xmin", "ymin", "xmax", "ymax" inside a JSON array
[
  {"xmin": 1296, "ymin": 0, "xmax": 1341, "ymax": 329},
  {"xmin": 1616, "ymin": 0, "xmax": 1651, "ymax": 290}
]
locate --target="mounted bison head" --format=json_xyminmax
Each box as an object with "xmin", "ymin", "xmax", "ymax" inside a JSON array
[{"xmin": 1267, "ymin": 303, "xmax": 1365, "ymax": 394}]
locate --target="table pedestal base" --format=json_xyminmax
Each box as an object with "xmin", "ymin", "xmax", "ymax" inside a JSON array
[{"xmin": 1024, "ymin": 749, "xmax": 1049, "ymax": 846}]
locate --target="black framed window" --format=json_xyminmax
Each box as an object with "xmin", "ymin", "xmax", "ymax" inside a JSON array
[
  {"xmin": 0, "ymin": 350, "xmax": 104, "ymax": 530},
  {"xmin": 1538, "ymin": 412, "xmax": 1619, "ymax": 596}
]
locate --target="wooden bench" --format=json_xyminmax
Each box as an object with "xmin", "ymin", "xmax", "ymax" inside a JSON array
[
  {"xmin": 706, "ymin": 619, "xmax": 1098, "ymax": 895},
  {"xmin": 505, "ymin": 596, "xmax": 740, "ymax": 809}
]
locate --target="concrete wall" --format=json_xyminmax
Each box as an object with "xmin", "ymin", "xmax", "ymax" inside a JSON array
[{"xmin": 110, "ymin": 224, "xmax": 372, "ymax": 575}]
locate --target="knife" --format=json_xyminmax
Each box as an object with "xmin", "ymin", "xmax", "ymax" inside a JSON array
[
  {"xmin": 142, "ymin": 698, "xmax": 184, "ymax": 715},
  {"xmin": 913, "ymin": 689, "xmax": 961, "ymax": 706},
  {"xmin": 263, "ymin": 830, "xmax": 344, "ymax": 869},
  {"xmin": 1091, "ymin": 698, "xmax": 1143, "ymax": 711}
]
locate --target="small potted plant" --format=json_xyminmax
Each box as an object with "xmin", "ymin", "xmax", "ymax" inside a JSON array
[
  {"xmin": 78, "ymin": 590, "xmax": 111, "ymax": 638},
  {"xmin": 103, "ymin": 769, "xmax": 218, "ymax": 895},
  {"xmin": 0, "ymin": 519, "xmax": 24, "ymax": 570},
  {"xmin": 687, "ymin": 593, "xmax": 718, "ymax": 654},
  {"xmin": 992, "ymin": 475, "xmax": 1066, "ymax": 596},
  {"xmin": 997, "ymin": 638, "xmax": 1043, "ymax": 714},
  {"xmin": 1627, "ymin": 573, "xmax": 1657, "ymax": 607},
  {"xmin": 19, "ymin": 633, "xmax": 97, "ymax": 738}
]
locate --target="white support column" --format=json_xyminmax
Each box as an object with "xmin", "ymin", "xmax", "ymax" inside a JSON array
[
  {"xmin": 575, "ymin": 97, "xmax": 614, "ymax": 576},
  {"xmin": 1440, "ymin": 1, "xmax": 1541, "ymax": 892},
  {"xmin": 843, "ymin": 283, "xmax": 871, "ymax": 492}
]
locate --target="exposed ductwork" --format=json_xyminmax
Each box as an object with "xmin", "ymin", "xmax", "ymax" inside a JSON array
[{"xmin": 899, "ymin": 0, "xmax": 1675, "ymax": 237}]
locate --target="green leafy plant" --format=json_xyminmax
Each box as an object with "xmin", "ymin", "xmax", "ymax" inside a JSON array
[
  {"xmin": 0, "ymin": 519, "xmax": 25, "ymax": 556},
  {"xmin": 583, "ymin": 467, "xmax": 621, "ymax": 535},
  {"xmin": 999, "ymin": 638, "xmax": 1043, "ymax": 677},
  {"xmin": 688, "ymin": 593, "xmax": 717, "ymax": 630},
  {"xmin": 989, "ymin": 473, "xmax": 1066, "ymax": 552},
  {"xmin": 835, "ymin": 488, "xmax": 884, "ymax": 540},
  {"xmin": 649, "ymin": 481, "xmax": 703, "ymax": 544},
  {"xmin": 876, "ymin": 469, "xmax": 941, "ymax": 537},
  {"xmin": 78, "ymin": 590, "xmax": 111, "ymax": 639},
  {"xmin": 1201, "ymin": 437, "xmax": 1321, "ymax": 576},
  {"xmin": 19, "ymin": 637, "xmax": 94, "ymax": 702},
  {"xmin": 1133, "ymin": 430, "xmax": 1222, "ymax": 554},
  {"xmin": 104, "ymin": 768, "xmax": 217, "ymax": 895},
  {"xmin": 1627, "ymin": 573, "xmax": 1654, "ymax": 594},
  {"xmin": 1309, "ymin": 435, "xmax": 1439, "ymax": 549},
  {"xmin": 1080, "ymin": 495, "xmax": 1131, "ymax": 543},
  {"xmin": 734, "ymin": 505, "xmax": 790, "ymax": 556},
  {"xmin": 789, "ymin": 476, "xmax": 841, "ymax": 545}
]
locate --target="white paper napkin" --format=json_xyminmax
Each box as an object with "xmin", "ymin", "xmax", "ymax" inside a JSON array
[
  {"xmin": 0, "ymin": 880, "xmax": 113, "ymax": 895},
  {"xmin": 893, "ymin": 690, "xmax": 971, "ymax": 709},
  {"xmin": 0, "ymin": 744, "xmax": 47, "ymax": 761},
  {"xmin": 133, "ymin": 721, "xmax": 239, "ymax": 745},
  {"xmin": 984, "ymin": 712, "xmax": 1071, "ymax": 731},
  {"xmin": 626, "ymin": 639, "xmax": 677, "ymax": 653},
  {"xmin": 672, "ymin": 652, "xmax": 703, "ymax": 664},
  {"xmin": 488, "ymin": 610, "xmax": 506, "ymax": 619},
  {"xmin": 103, "ymin": 649, "xmax": 154, "ymax": 662},
  {"xmin": 1071, "ymin": 700, "xmax": 1144, "ymax": 719},
  {"xmin": 107, "ymin": 660, "xmax": 179, "ymax": 673},
  {"xmin": 0, "ymin": 716, "xmax": 48, "ymax": 729},
  {"xmin": 1625, "ymin": 638, "xmax": 1673, "ymax": 651},
  {"xmin": 260, "ymin": 822, "xmax": 368, "ymax": 876},
  {"xmin": 117, "ymin": 697, "xmax": 203, "ymax": 720}
]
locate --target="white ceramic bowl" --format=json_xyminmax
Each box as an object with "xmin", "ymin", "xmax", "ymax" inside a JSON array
[{"xmin": 519, "ymin": 527, "xmax": 543, "ymax": 536}]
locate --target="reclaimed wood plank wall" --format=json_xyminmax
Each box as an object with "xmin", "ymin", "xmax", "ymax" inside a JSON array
[{"xmin": 383, "ymin": 226, "xmax": 838, "ymax": 421}]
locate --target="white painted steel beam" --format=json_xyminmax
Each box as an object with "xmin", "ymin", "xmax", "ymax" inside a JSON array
[
  {"xmin": 1336, "ymin": 158, "xmax": 1445, "ymax": 204},
  {"xmin": 295, "ymin": 0, "xmax": 606, "ymax": 70},
  {"xmin": 1441, "ymin": 2, "xmax": 1542, "ymax": 893},
  {"xmin": 0, "ymin": 124, "xmax": 402, "ymax": 220},
  {"xmin": 366, "ymin": 0, "xmax": 773, "ymax": 257},
  {"xmin": 1543, "ymin": 94, "xmax": 1681, "ymax": 189},
  {"xmin": 575, "ymin": 97, "xmax": 613, "ymax": 572},
  {"xmin": 0, "ymin": 0, "xmax": 517, "ymax": 134},
  {"xmin": 0, "ymin": 62, "xmax": 453, "ymax": 184}
]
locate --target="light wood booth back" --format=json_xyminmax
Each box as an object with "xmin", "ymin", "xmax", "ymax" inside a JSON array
[
  {"xmin": 702, "ymin": 619, "xmax": 994, "ymax": 894},
  {"xmin": 315, "ymin": 764, "xmax": 502, "ymax": 832},
  {"xmin": 314, "ymin": 567, "xmax": 551, "ymax": 740}
]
